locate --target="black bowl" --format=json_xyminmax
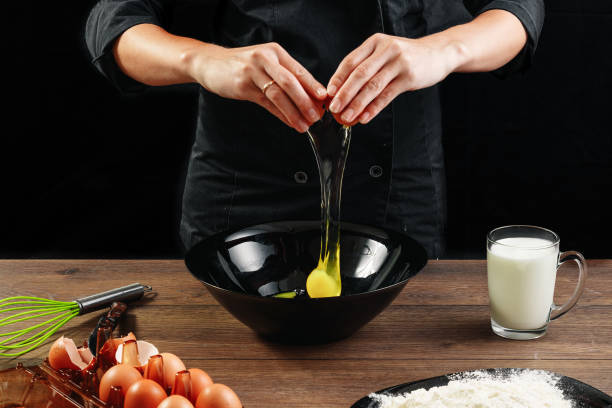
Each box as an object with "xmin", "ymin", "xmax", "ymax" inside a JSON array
[{"xmin": 184, "ymin": 221, "xmax": 427, "ymax": 343}]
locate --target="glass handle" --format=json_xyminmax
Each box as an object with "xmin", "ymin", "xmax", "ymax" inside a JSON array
[{"xmin": 550, "ymin": 251, "xmax": 587, "ymax": 320}]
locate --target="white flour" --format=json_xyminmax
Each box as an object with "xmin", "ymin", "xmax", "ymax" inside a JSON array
[{"xmin": 370, "ymin": 369, "xmax": 572, "ymax": 408}]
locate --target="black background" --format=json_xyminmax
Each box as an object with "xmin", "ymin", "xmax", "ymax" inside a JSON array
[{"xmin": 1, "ymin": 1, "xmax": 610, "ymax": 259}]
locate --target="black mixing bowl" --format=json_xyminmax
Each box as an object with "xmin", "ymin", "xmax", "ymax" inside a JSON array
[{"xmin": 184, "ymin": 221, "xmax": 427, "ymax": 343}]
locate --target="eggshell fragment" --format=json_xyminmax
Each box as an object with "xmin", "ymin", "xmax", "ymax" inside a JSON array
[
  {"xmin": 195, "ymin": 383, "xmax": 242, "ymax": 408},
  {"xmin": 99, "ymin": 332, "xmax": 138, "ymax": 368},
  {"xmin": 115, "ymin": 340, "xmax": 159, "ymax": 366},
  {"xmin": 77, "ymin": 345, "xmax": 94, "ymax": 365},
  {"xmin": 48, "ymin": 336, "xmax": 88, "ymax": 371}
]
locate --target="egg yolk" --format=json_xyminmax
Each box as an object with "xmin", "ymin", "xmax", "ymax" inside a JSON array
[
  {"xmin": 306, "ymin": 267, "xmax": 340, "ymax": 298},
  {"xmin": 273, "ymin": 291, "xmax": 298, "ymax": 299}
]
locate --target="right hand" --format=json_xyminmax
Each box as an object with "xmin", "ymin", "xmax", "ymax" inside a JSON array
[{"xmin": 185, "ymin": 42, "xmax": 327, "ymax": 133}]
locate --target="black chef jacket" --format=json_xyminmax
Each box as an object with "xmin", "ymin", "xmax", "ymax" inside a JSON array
[{"xmin": 85, "ymin": 0, "xmax": 544, "ymax": 258}]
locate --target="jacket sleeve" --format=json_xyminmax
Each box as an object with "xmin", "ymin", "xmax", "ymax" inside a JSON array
[
  {"xmin": 85, "ymin": 0, "xmax": 171, "ymax": 92},
  {"xmin": 463, "ymin": 0, "xmax": 545, "ymax": 76}
]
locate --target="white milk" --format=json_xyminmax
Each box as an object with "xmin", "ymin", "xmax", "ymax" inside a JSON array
[{"xmin": 487, "ymin": 237, "xmax": 559, "ymax": 330}]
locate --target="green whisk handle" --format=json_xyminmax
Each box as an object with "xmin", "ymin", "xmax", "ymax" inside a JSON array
[{"xmin": 75, "ymin": 283, "xmax": 152, "ymax": 314}]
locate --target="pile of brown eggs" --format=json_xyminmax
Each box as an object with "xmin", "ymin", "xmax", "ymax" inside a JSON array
[{"xmin": 48, "ymin": 333, "xmax": 241, "ymax": 408}]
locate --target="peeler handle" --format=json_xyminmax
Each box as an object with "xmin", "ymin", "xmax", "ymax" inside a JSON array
[{"xmin": 75, "ymin": 283, "xmax": 152, "ymax": 314}]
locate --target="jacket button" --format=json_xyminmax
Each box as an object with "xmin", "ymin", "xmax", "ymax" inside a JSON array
[
  {"xmin": 294, "ymin": 171, "xmax": 308, "ymax": 183},
  {"xmin": 369, "ymin": 165, "xmax": 383, "ymax": 178}
]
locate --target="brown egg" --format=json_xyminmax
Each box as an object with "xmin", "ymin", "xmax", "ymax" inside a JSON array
[
  {"xmin": 160, "ymin": 352, "xmax": 187, "ymax": 391},
  {"xmin": 157, "ymin": 395, "xmax": 195, "ymax": 408},
  {"xmin": 195, "ymin": 383, "xmax": 242, "ymax": 408},
  {"xmin": 124, "ymin": 379, "xmax": 167, "ymax": 408},
  {"xmin": 188, "ymin": 368, "xmax": 213, "ymax": 403},
  {"xmin": 99, "ymin": 364, "xmax": 143, "ymax": 402}
]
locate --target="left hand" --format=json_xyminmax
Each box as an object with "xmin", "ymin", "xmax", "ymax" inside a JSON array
[{"xmin": 327, "ymin": 33, "xmax": 465, "ymax": 125}]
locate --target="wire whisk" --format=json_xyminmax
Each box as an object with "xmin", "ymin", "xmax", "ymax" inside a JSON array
[{"xmin": 0, "ymin": 283, "xmax": 151, "ymax": 357}]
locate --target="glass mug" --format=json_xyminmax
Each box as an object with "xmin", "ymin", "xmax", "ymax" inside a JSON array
[{"xmin": 486, "ymin": 225, "xmax": 587, "ymax": 340}]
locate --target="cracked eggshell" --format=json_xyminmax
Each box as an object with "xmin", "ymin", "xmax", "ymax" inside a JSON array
[
  {"xmin": 115, "ymin": 340, "xmax": 160, "ymax": 367},
  {"xmin": 48, "ymin": 336, "xmax": 90, "ymax": 371}
]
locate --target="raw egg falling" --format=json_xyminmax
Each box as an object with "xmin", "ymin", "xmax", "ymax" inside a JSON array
[
  {"xmin": 305, "ymin": 97, "xmax": 353, "ymax": 298},
  {"xmin": 272, "ymin": 97, "xmax": 353, "ymax": 299}
]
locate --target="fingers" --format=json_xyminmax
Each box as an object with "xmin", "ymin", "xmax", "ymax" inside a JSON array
[
  {"xmin": 336, "ymin": 59, "xmax": 401, "ymax": 124},
  {"xmin": 276, "ymin": 47, "xmax": 327, "ymax": 100},
  {"xmin": 249, "ymin": 43, "xmax": 325, "ymax": 132},
  {"xmin": 328, "ymin": 40, "xmax": 401, "ymax": 121},
  {"xmin": 223, "ymin": 42, "xmax": 328, "ymax": 133},
  {"xmin": 356, "ymin": 78, "xmax": 403, "ymax": 124},
  {"xmin": 327, "ymin": 35, "xmax": 378, "ymax": 97},
  {"xmin": 253, "ymin": 73, "xmax": 309, "ymax": 133},
  {"xmin": 263, "ymin": 62, "xmax": 321, "ymax": 128},
  {"xmin": 251, "ymin": 89, "xmax": 294, "ymax": 129}
]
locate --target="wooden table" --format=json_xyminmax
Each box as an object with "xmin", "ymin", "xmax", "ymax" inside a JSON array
[{"xmin": 1, "ymin": 260, "xmax": 611, "ymax": 407}]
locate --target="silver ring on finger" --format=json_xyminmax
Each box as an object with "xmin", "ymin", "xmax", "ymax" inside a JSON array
[{"xmin": 261, "ymin": 80, "xmax": 276, "ymax": 94}]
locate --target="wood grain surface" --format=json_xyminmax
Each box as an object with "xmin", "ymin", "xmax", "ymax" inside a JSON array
[{"xmin": 1, "ymin": 259, "xmax": 611, "ymax": 407}]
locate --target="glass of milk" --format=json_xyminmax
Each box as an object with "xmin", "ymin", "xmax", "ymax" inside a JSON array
[{"xmin": 487, "ymin": 225, "xmax": 587, "ymax": 340}]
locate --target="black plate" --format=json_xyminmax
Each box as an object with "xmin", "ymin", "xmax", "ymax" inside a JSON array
[
  {"xmin": 184, "ymin": 220, "xmax": 427, "ymax": 344},
  {"xmin": 352, "ymin": 368, "xmax": 612, "ymax": 408}
]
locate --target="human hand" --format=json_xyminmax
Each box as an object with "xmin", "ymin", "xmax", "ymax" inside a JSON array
[
  {"xmin": 186, "ymin": 42, "xmax": 327, "ymax": 133},
  {"xmin": 326, "ymin": 33, "xmax": 466, "ymax": 125}
]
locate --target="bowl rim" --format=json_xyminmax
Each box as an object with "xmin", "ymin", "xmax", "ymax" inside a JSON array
[{"xmin": 184, "ymin": 220, "xmax": 428, "ymax": 302}]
